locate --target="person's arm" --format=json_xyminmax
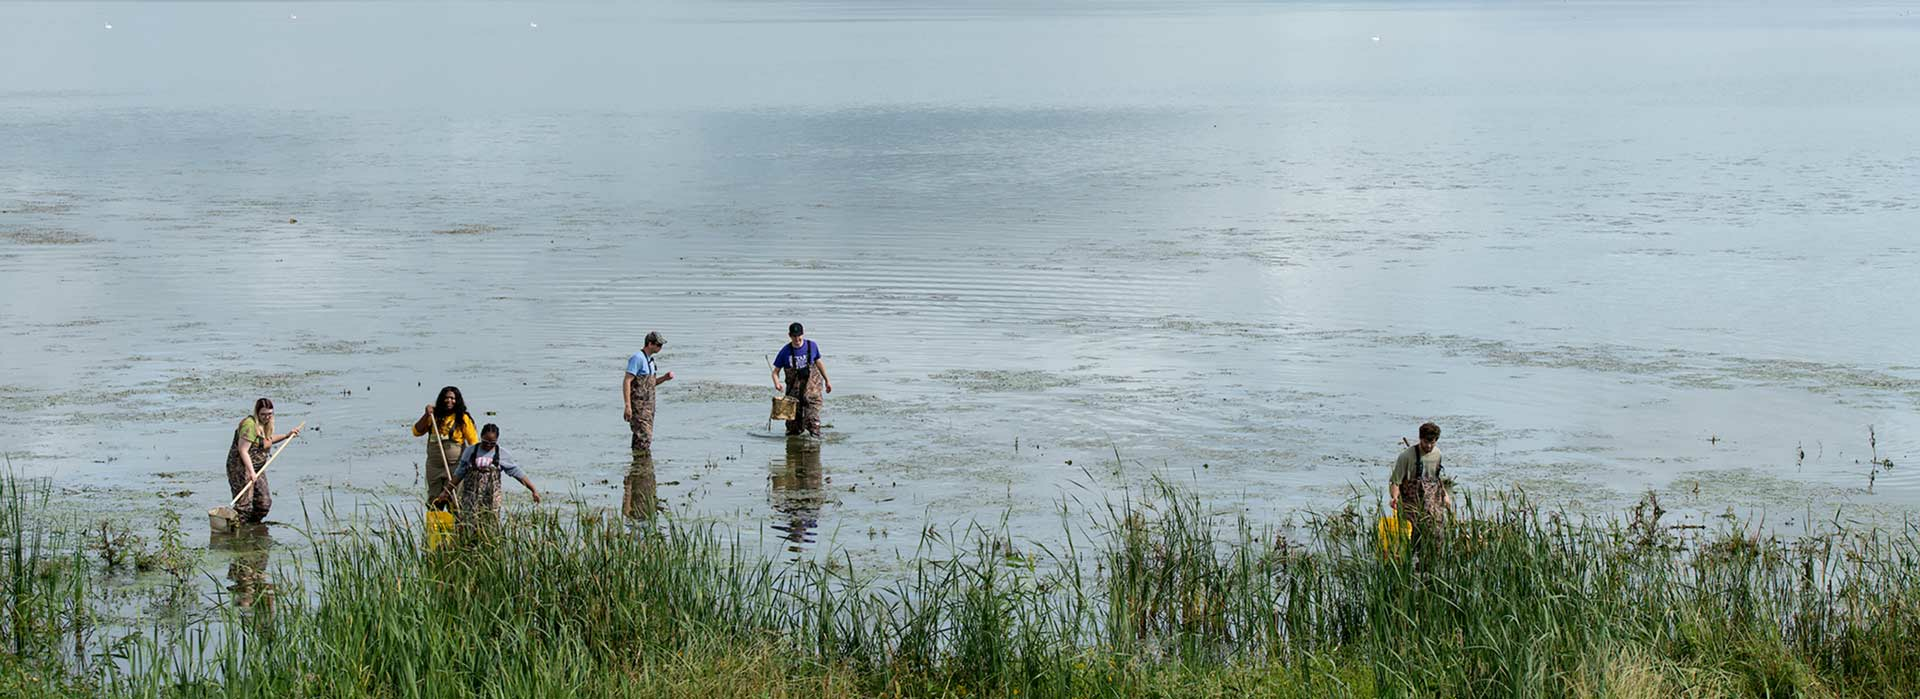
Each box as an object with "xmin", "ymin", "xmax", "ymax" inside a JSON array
[
  {"xmin": 451, "ymin": 445, "xmax": 475, "ymax": 483},
  {"xmin": 235, "ymin": 430, "xmax": 257, "ymax": 480},
  {"xmin": 431, "ymin": 446, "xmax": 473, "ymax": 507},
  {"xmin": 622, "ymin": 372, "xmax": 635, "ymax": 421},
  {"xmin": 655, "ymin": 370, "xmax": 674, "ymax": 385},
  {"xmin": 772, "ymin": 347, "xmax": 788, "ymax": 391},
  {"xmin": 269, "ymin": 425, "xmax": 302, "ymax": 445},
  {"xmin": 413, "ymin": 405, "xmax": 434, "ymax": 436},
  {"xmin": 497, "ymin": 449, "xmax": 541, "ymax": 502},
  {"xmin": 1387, "ymin": 449, "xmax": 1409, "ymax": 511},
  {"xmin": 1390, "ymin": 466, "xmax": 1405, "ymax": 510}
]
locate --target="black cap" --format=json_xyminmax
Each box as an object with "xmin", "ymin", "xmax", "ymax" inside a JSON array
[{"xmin": 788, "ymin": 322, "xmax": 804, "ymax": 336}]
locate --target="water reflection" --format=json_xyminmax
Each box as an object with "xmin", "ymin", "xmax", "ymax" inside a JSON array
[
  {"xmin": 769, "ymin": 439, "xmax": 826, "ymax": 552},
  {"xmin": 623, "ymin": 450, "xmax": 659, "ymax": 521},
  {"xmin": 208, "ymin": 525, "xmax": 275, "ymax": 612}
]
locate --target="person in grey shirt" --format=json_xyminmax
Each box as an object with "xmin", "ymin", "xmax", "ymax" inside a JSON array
[
  {"xmin": 1389, "ymin": 421, "xmax": 1452, "ymax": 521},
  {"xmin": 436, "ymin": 423, "xmax": 541, "ymax": 526}
]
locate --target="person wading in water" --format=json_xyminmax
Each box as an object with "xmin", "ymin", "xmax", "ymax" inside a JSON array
[
  {"xmin": 225, "ymin": 398, "xmax": 301, "ymax": 524},
  {"xmin": 435, "ymin": 423, "xmax": 541, "ymax": 529},
  {"xmin": 622, "ymin": 331, "xmax": 675, "ymax": 453},
  {"xmin": 771, "ymin": 322, "xmax": 832, "ymax": 438},
  {"xmin": 1389, "ymin": 421, "xmax": 1453, "ymax": 535},
  {"xmin": 411, "ymin": 386, "xmax": 478, "ymax": 506}
]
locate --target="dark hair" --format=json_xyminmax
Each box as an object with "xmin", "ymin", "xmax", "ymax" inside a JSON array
[
  {"xmin": 434, "ymin": 386, "xmax": 470, "ymax": 428},
  {"xmin": 787, "ymin": 322, "xmax": 804, "ymax": 337},
  {"xmin": 1419, "ymin": 422, "xmax": 1441, "ymax": 442},
  {"xmin": 480, "ymin": 423, "xmax": 501, "ymax": 439}
]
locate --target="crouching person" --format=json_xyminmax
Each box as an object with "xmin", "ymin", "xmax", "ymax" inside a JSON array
[{"xmin": 435, "ymin": 423, "xmax": 541, "ymax": 529}]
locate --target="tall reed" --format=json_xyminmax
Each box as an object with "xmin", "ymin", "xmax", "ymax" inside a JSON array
[{"xmin": 3, "ymin": 471, "xmax": 1917, "ymax": 698}]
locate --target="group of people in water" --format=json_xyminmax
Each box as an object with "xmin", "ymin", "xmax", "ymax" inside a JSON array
[
  {"xmin": 221, "ymin": 323, "xmax": 835, "ymax": 527},
  {"xmin": 222, "ymin": 320, "xmax": 1454, "ymax": 533}
]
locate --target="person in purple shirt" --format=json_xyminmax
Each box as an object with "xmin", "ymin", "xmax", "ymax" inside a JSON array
[{"xmin": 770, "ymin": 322, "xmax": 833, "ymax": 437}]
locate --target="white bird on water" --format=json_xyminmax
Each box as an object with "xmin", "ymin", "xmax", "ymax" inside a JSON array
[
  {"xmin": 104, "ymin": 22, "xmax": 113, "ymax": 29},
  {"xmin": 1371, "ymin": 36, "xmax": 1381, "ymax": 42},
  {"xmin": 291, "ymin": 14, "xmax": 299, "ymax": 21},
  {"xmin": 529, "ymin": 22, "xmax": 539, "ymax": 29}
]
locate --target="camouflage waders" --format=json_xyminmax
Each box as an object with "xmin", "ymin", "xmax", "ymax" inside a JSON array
[
  {"xmin": 783, "ymin": 366, "xmax": 824, "ymax": 436},
  {"xmin": 629, "ymin": 372, "xmax": 657, "ymax": 452},
  {"xmin": 225, "ymin": 429, "xmax": 272, "ymax": 524},
  {"xmin": 1395, "ymin": 469, "xmax": 1449, "ymax": 551},
  {"xmin": 456, "ymin": 462, "xmax": 504, "ymax": 530},
  {"xmin": 425, "ymin": 436, "xmax": 462, "ymax": 505},
  {"xmin": 1395, "ymin": 479, "xmax": 1448, "ymax": 524}
]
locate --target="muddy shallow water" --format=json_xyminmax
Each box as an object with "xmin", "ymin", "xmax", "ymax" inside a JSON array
[{"xmin": 3, "ymin": 0, "xmax": 1919, "ymax": 588}]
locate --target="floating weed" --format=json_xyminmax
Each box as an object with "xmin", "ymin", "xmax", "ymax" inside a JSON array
[
  {"xmin": 0, "ymin": 227, "xmax": 96, "ymax": 245},
  {"xmin": 432, "ymin": 224, "xmax": 501, "ymax": 235},
  {"xmin": 930, "ymin": 369, "xmax": 1084, "ymax": 392}
]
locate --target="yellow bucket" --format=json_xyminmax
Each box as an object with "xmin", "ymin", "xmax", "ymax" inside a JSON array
[
  {"xmin": 426, "ymin": 510, "xmax": 455, "ymax": 550},
  {"xmin": 1377, "ymin": 516, "xmax": 1411, "ymax": 556},
  {"xmin": 769, "ymin": 395, "xmax": 798, "ymax": 421}
]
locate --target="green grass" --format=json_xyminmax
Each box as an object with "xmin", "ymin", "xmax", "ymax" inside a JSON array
[{"xmin": 3, "ymin": 468, "xmax": 1918, "ymax": 698}]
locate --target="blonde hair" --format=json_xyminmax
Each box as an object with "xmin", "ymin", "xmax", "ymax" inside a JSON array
[{"xmin": 253, "ymin": 397, "xmax": 276, "ymax": 438}]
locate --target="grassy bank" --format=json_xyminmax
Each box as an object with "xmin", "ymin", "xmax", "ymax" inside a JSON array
[{"xmin": 4, "ymin": 471, "xmax": 1918, "ymax": 698}]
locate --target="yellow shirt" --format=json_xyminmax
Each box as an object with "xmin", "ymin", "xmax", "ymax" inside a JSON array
[{"xmin": 413, "ymin": 413, "xmax": 479, "ymax": 445}]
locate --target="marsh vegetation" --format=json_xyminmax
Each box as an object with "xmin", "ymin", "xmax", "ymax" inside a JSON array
[{"xmin": 3, "ymin": 468, "xmax": 1916, "ymax": 698}]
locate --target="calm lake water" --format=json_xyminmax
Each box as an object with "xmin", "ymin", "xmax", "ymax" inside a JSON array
[{"xmin": 3, "ymin": 1, "xmax": 1918, "ymax": 571}]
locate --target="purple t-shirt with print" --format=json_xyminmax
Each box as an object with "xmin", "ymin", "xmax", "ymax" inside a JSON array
[{"xmin": 774, "ymin": 340, "xmax": 820, "ymax": 370}]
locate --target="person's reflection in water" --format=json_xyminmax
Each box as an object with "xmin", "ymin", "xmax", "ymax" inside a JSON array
[
  {"xmin": 623, "ymin": 450, "xmax": 660, "ymax": 521},
  {"xmin": 769, "ymin": 439, "xmax": 826, "ymax": 553},
  {"xmin": 208, "ymin": 524, "xmax": 275, "ymax": 614}
]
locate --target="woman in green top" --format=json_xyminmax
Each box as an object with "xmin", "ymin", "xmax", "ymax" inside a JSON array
[{"xmin": 224, "ymin": 397, "xmax": 301, "ymax": 524}]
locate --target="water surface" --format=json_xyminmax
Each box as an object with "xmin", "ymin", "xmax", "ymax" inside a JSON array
[{"xmin": 3, "ymin": 1, "xmax": 1918, "ymax": 573}]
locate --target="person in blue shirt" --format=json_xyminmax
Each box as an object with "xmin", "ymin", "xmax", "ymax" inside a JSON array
[
  {"xmin": 435, "ymin": 423, "xmax": 541, "ymax": 527},
  {"xmin": 622, "ymin": 331, "xmax": 676, "ymax": 452},
  {"xmin": 771, "ymin": 322, "xmax": 832, "ymax": 437}
]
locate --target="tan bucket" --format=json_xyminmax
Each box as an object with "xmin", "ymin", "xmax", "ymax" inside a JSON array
[
  {"xmin": 769, "ymin": 395, "xmax": 798, "ymax": 421},
  {"xmin": 208, "ymin": 506, "xmax": 240, "ymax": 533}
]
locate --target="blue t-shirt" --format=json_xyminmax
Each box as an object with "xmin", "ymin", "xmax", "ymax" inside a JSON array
[
  {"xmin": 774, "ymin": 340, "xmax": 820, "ymax": 370},
  {"xmin": 625, "ymin": 351, "xmax": 655, "ymax": 376}
]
